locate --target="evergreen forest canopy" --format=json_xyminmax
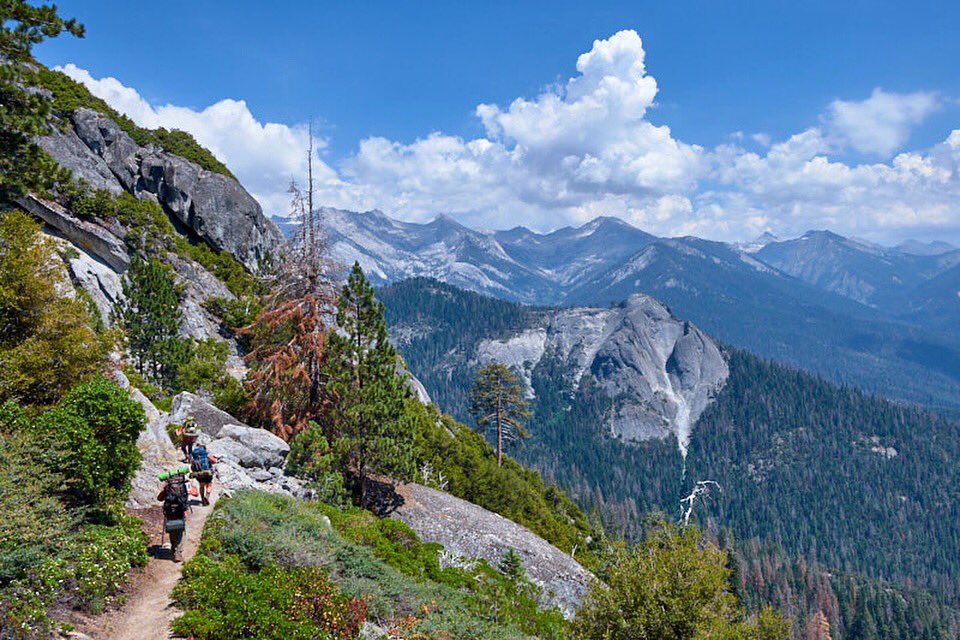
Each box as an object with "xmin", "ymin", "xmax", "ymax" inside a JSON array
[{"xmin": 379, "ymin": 277, "xmax": 960, "ymax": 639}]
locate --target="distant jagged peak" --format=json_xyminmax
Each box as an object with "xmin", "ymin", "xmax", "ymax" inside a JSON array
[{"xmin": 736, "ymin": 230, "xmax": 781, "ymax": 253}]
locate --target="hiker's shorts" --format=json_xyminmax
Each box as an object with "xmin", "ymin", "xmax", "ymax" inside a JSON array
[{"xmin": 195, "ymin": 470, "xmax": 213, "ymax": 484}]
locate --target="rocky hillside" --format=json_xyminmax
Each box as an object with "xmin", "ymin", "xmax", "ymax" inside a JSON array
[
  {"xmin": 391, "ymin": 482, "xmax": 594, "ymax": 617},
  {"xmin": 40, "ymin": 106, "xmax": 283, "ymax": 272},
  {"xmin": 471, "ymin": 294, "xmax": 728, "ymax": 454}
]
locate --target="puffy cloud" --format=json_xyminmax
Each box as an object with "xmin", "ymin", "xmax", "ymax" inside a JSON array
[
  {"xmin": 825, "ymin": 88, "xmax": 940, "ymax": 156},
  {"xmin": 57, "ymin": 32, "xmax": 960, "ymax": 244}
]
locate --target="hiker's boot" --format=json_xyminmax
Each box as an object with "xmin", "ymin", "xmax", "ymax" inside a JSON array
[
  {"xmin": 201, "ymin": 496, "xmax": 210, "ymax": 506},
  {"xmin": 173, "ymin": 551, "xmax": 183, "ymax": 563}
]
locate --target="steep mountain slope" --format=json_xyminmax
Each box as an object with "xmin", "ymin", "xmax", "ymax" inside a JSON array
[
  {"xmin": 756, "ymin": 230, "xmax": 960, "ymax": 308},
  {"xmin": 315, "ymin": 209, "xmax": 960, "ymax": 413},
  {"xmin": 899, "ymin": 262, "xmax": 960, "ymax": 333},
  {"xmin": 382, "ymin": 279, "xmax": 727, "ymax": 455},
  {"xmin": 307, "ymin": 207, "xmax": 556, "ymax": 303},
  {"xmin": 564, "ymin": 235, "xmax": 960, "ymax": 414},
  {"xmin": 380, "ymin": 279, "xmax": 960, "ymax": 612},
  {"xmin": 492, "ymin": 216, "xmax": 656, "ymax": 290}
]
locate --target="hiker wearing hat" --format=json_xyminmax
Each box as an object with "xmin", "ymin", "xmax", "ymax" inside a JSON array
[{"xmin": 177, "ymin": 417, "xmax": 200, "ymax": 462}]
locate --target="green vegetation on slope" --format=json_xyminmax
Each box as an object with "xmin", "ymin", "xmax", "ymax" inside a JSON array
[
  {"xmin": 174, "ymin": 491, "xmax": 566, "ymax": 640},
  {"xmin": 380, "ymin": 277, "xmax": 960, "ymax": 639},
  {"xmin": 35, "ymin": 66, "xmax": 236, "ymax": 180},
  {"xmin": 0, "ymin": 379, "xmax": 148, "ymax": 638},
  {"xmin": 688, "ymin": 350, "xmax": 960, "ymax": 617},
  {"xmin": 572, "ymin": 521, "xmax": 788, "ymax": 640},
  {"xmin": 0, "ymin": 211, "xmax": 110, "ymax": 406}
]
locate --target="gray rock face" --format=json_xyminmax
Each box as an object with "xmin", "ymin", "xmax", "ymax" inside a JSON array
[
  {"xmin": 122, "ymin": 373, "xmax": 182, "ymax": 509},
  {"xmin": 591, "ymin": 295, "xmax": 728, "ymax": 453},
  {"xmin": 41, "ymin": 107, "xmax": 284, "ymax": 272},
  {"xmin": 391, "ymin": 483, "xmax": 594, "ymax": 618},
  {"xmin": 39, "ymin": 124, "xmax": 124, "ymax": 194},
  {"xmin": 19, "ymin": 195, "xmax": 129, "ymax": 272},
  {"xmin": 168, "ymin": 392, "xmax": 242, "ymax": 439},
  {"xmin": 474, "ymin": 293, "xmax": 728, "ymax": 454},
  {"xmin": 71, "ymin": 108, "xmax": 140, "ymax": 190},
  {"xmin": 216, "ymin": 423, "xmax": 289, "ymax": 469},
  {"xmin": 166, "ymin": 393, "xmax": 302, "ymax": 496}
]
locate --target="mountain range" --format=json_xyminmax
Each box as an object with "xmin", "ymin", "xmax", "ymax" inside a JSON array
[{"xmin": 277, "ymin": 209, "xmax": 960, "ymax": 414}]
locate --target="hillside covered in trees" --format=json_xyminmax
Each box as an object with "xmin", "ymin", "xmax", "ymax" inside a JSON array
[{"xmin": 380, "ymin": 277, "xmax": 960, "ymax": 639}]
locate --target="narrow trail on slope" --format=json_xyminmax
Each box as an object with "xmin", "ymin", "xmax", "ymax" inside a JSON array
[{"xmin": 77, "ymin": 492, "xmax": 219, "ymax": 640}]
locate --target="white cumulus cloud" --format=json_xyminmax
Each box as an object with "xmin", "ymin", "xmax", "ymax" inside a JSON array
[
  {"xmin": 55, "ymin": 32, "xmax": 960, "ymax": 244},
  {"xmin": 825, "ymin": 87, "xmax": 940, "ymax": 156}
]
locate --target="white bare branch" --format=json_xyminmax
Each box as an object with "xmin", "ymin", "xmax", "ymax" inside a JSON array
[{"xmin": 679, "ymin": 480, "xmax": 721, "ymax": 526}]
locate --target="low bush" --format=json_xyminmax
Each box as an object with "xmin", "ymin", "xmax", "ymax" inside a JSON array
[
  {"xmin": 173, "ymin": 556, "xmax": 365, "ymax": 640},
  {"xmin": 32, "ymin": 377, "xmax": 145, "ymax": 513},
  {"xmin": 176, "ymin": 491, "xmax": 566, "ymax": 640},
  {"xmin": 0, "ymin": 381, "xmax": 149, "ymax": 637}
]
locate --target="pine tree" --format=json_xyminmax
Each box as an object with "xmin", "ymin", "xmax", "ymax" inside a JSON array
[
  {"xmin": 320, "ymin": 262, "xmax": 415, "ymax": 507},
  {"xmin": 1, "ymin": 1, "xmax": 82, "ymax": 204},
  {"xmin": 114, "ymin": 257, "xmax": 189, "ymax": 388},
  {"xmin": 469, "ymin": 362, "xmax": 530, "ymax": 466},
  {"xmin": 848, "ymin": 608, "xmax": 878, "ymax": 640},
  {"xmin": 498, "ymin": 548, "xmax": 526, "ymax": 583}
]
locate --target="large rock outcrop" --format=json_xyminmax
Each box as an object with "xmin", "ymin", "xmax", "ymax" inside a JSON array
[
  {"xmin": 166, "ymin": 393, "xmax": 307, "ymax": 497},
  {"xmin": 391, "ymin": 483, "xmax": 594, "ymax": 618},
  {"xmin": 126, "ymin": 390, "xmax": 307, "ymax": 507},
  {"xmin": 41, "ymin": 107, "xmax": 284, "ymax": 272},
  {"xmin": 474, "ymin": 293, "xmax": 728, "ymax": 455}
]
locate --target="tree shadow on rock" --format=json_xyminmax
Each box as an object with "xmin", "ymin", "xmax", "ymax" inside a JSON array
[{"xmin": 363, "ymin": 477, "xmax": 406, "ymax": 516}]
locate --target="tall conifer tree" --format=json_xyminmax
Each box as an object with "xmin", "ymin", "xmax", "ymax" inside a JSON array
[
  {"xmin": 321, "ymin": 262, "xmax": 414, "ymax": 506},
  {"xmin": 115, "ymin": 257, "xmax": 188, "ymax": 387},
  {"xmin": 469, "ymin": 363, "xmax": 530, "ymax": 466}
]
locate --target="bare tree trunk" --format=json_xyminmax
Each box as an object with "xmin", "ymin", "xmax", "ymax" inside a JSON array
[{"xmin": 496, "ymin": 393, "xmax": 503, "ymax": 466}]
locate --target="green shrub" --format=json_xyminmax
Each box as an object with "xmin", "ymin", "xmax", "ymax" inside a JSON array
[
  {"xmin": 0, "ymin": 383, "xmax": 150, "ymax": 636},
  {"xmin": 33, "ymin": 377, "xmax": 145, "ymax": 513},
  {"xmin": 173, "ymin": 555, "xmax": 366, "ymax": 640},
  {"xmin": 66, "ymin": 516, "xmax": 148, "ymax": 612},
  {"xmin": 185, "ymin": 491, "xmax": 566, "ymax": 639},
  {"xmin": 0, "ymin": 211, "xmax": 107, "ymax": 406},
  {"xmin": 287, "ymin": 423, "xmax": 348, "ymax": 506},
  {"xmin": 70, "ymin": 189, "xmax": 177, "ymax": 254}
]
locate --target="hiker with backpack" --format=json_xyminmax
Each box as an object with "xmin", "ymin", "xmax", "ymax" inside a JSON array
[
  {"xmin": 176, "ymin": 416, "xmax": 200, "ymax": 461},
  {"xmin": 189, "ymin": 444, "xmax": 218, "ymax": 506},
  {"xmin": 157, "ymin": 467, "xmax": 191, "ymax": 562}
]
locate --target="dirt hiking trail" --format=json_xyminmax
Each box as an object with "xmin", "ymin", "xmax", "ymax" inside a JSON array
[{"xmin": 75, "ymin": 492, "xmax": 218, "ymax": 640}]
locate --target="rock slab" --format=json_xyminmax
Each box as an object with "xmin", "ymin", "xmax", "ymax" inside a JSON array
[{"xmin": 391, "ymin": 482, "xmax": 594, "ymax": 618}]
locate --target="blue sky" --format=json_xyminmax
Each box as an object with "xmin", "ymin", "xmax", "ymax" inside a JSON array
[{"xmin": 35, "ymin": 1, "xmax": 960, "ymax": 243}]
